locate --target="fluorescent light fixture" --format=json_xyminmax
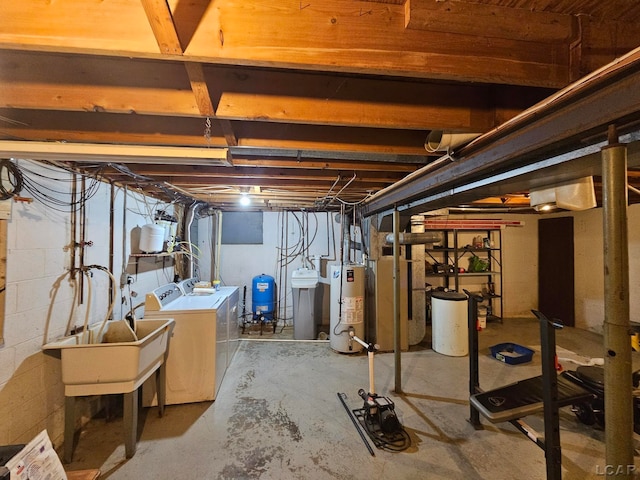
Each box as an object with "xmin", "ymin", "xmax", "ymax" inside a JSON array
[
  {"xmin": 0, "ymin": 140, "xmax": 230, "ymax": 166},
  {"xmin": 529, "ymin": 176, "xmax": 597, "ymax": 212}
]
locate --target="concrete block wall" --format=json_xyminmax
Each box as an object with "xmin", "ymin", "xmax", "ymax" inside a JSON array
[
  {"xmin": 500, "ymin": 214, "xmax": 539, "ymax": 317},
  {"xmin": 573, "ymin": 203, "xmax": 640, "ymax": 332},
  {"xmin": 0, "ymin": 160, "xmax": 178, "ymax": 449}
]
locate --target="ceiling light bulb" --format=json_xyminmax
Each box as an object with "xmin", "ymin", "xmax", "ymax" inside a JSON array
[
  {"xmin": 239, "ymin": 194, "xmax": 251, "ymax": 206},
  {"xmin": 533, "ymin": 202, "xmax": 556, "ymax": 212}
]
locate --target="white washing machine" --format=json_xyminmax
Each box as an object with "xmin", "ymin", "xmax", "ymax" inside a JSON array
[
  {"xmin": 177, "ymin": 277, "xmax": 241, "ymax": 362},
  {"xmin": 143, "ymin": 282, "xmax": 239, "ymax": 405},
  {"xmin": 176, "ymin": 277, "xmax": 199, "ymax": 294}
]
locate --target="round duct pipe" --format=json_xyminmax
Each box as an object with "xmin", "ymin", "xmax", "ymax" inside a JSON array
[
  {"xmin": 425, "ymin": 131, "xmax": 482, "ymax": 153},
  {"xmin": 385, "ymin": 231, "xmax": 444, "ymax": 245}
]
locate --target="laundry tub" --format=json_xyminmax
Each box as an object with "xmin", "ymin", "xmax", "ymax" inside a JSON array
[
  {"xmin": 42, "ymin": 318, "xmax": 175, "ymax": 462},
  {"xmin": 43, "ymin": 318, "xmax": 175, "ymax": 396}
]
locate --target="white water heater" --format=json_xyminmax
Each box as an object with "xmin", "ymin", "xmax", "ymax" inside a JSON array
[{"xmin": 330, "ymin": 264, "xmax": 365, "ymax": 353}]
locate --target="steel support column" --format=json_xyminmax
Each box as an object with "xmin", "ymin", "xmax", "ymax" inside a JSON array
[
  {"xmin": 601, "ymin": 138, "xmax": 633, "ymax": 479},
  {"xmin": 393, "ymin": 207, "xmax": 402, "ymax": 393}
]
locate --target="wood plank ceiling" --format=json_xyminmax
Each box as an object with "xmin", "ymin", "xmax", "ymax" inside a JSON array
[{"xmin": 1, "ymin": 0, "xmax": 639, "ymax": 211}]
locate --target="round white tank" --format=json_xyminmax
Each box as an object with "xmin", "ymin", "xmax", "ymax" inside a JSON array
[
  {"xmin": 431, "ymin": 291, "xmax": 468, "ymax": 356},
  {"xmin": 329, "ymin": 264, "xmax": 365, "ymax": 353},
  {"xmin": 139, "ymin": 223, "xmax": 165, "ymax": 253}
]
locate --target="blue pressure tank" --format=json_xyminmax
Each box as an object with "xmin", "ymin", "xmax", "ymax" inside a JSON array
[{"xmin": 252, "ymin": 274, "xmax": 276, "ymax": 321}]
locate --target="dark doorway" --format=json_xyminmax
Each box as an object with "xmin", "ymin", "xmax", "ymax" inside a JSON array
[{"xmin": 538, "ymin": 216, "xmax": 575, "ymax": 326}]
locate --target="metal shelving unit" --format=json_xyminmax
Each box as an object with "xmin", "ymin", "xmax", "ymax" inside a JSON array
[{"xmin": 425, "ymin": 229, "xmax": 503, "ymax": 322}]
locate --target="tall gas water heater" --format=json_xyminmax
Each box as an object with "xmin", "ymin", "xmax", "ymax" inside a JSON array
[{"xmin": 330, "ymin": 264, "xmax": 365, "ymax": 353}]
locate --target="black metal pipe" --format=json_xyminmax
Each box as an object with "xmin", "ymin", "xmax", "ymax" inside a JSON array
[
  {"xmin": 465, "ymin": 289, "xmax": 482, "ymax": 428},
  {"xmin": 337, "ymin": 393, "xmax": 375, "ymax": 457},
  {"xmin": 537, "ymin": 310, "xmax": 562, "ymax": 480}
]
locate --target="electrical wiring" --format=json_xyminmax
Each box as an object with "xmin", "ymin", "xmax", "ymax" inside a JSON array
[
  {"xmin": 107, "ymin": 163, "xmax": 195, "ymax": 205},
  {"xmin": 174, "ymin": 241, "xmax": 202, "ymax": 260},
  {"xmin": 276, "ymin": 216, "xmax": 305, "ymax": 266},
  {"xmin": 13, "ymin": 160, "xmax": 104, "ymax": 212},
  {"xmin": 275, "ymin": 210, "xmax": 320, "ymax": 267},
  {"xmin": 332, "ymin": 192, "xmax": 374, "ymax": 206},
  {"xmin": 314, "ymin": 190, "xmax": 373, "ymax": 208},
  {"xmin": 272, "ymin": 210, "xmax": 324, "ymax": 326},
  {"xmin": 124, "ymin": 186, "xmax": 175, "ymax": 222},
  {"xmin": 0, "ymin": 159, "xmax": 23, "ymax": 200}
]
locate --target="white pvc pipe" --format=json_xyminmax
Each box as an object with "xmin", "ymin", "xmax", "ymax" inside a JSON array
[
  {"xmin": 215, "ymin": 210, "xmax": 223, "ymax": 281},
  {"xmin": 425, "ymin": 131, "xmax": 482, "ymax": 153},
  {"xmin": 350, "ymin": 334, "xmax": 377, "ymax": 394},
  {"xmin": 368, "ymin": 350, "xmax": 375, "ymax": 395},
  {"xmin": 81, "ymin": 271, "xmax": 93, "ymax": 344}
]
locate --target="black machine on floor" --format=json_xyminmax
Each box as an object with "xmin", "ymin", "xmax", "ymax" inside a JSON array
[
  {"xmin": 561, "ymin": 365, "xmax": 640, "ymax": 434},
  {"xmin": 338, "ymin": 333, "xmax": 410, "ymax": 454},
  {"xmin": 355, "ymin": 388, "xmax": 402, "ymax": 437}
]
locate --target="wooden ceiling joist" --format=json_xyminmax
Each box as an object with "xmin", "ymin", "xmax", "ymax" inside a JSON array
[
  {"xmin": 0, "ymin": 0, "xmax": 568, "ymax": 88},
  {"xmin": 140, "ymin": 0, "xmax": 183, "ymax": 54},
  {"xmin": 405, "ymin": 0, "xmax": 575, "ymax": 43},
  {"xmin": 1, "ymin": 50, "xmax": 548, "ymax": 134}
]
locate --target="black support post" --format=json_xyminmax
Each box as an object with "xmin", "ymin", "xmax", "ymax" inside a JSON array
[
  {"xmin": 465, "ymin": 289, "xmax": 483, "ymax": 429},
  {"xmin": 534, "ymin": 309, "xmax": 562, "ymax": 480}
]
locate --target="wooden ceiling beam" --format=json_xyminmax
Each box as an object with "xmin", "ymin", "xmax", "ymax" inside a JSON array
[
  {"xmin": 105, "ymin": 161, "xmax": 419, "ymax": 175},
  {"xmin": 185, "ymin": 0, "xmax": 569, "ymax": 88},
  {"xmin": 0, "ymin": 51, "xmax": 199, "ymax": 116},
  {"xmin": 140, "ymin": 0, "xmax": 183, "ymax": 54},
  {"xmin": 0, "ymin": 103, "xmax": 433, "ymax": 154},
  {"xmin": 210, "ymin": 66, "xmax": 519, "ymax": 131},
  {"xmin": 0, "ymin": 0, "xmax": 160, "ymax": 54},
  {"xmin": 1, "ymin": 51, "xmax": 548, "ymax": 133},
  {"xmin": 104, "ymin": 168, "xmax": 408, "ymax": 184},
  {"xmin": 217, "ymin": 158, "xmax": 420, "ymax": 172},
  {"xmin": 128, "ymin": 176, "xmax": 390, "ymax": 191},
  {"xmin": 139, "ymin": 1, "xmax": 239, "ymax": 147},
  {"xmin": 234, "ymin": 122, "xmax": 429, "ymax": 155},
  {"xmin": 0, "ymin": 124, "xmax": 428, "ymax": 156},
  {"xmin": 0, "ymin": 114, "xmax": 431, "ymax": 156},
  {"xmin": 0, "ymin": 0, "xmax": 569, "ymax": 88},
  {"xmin": 184, "ymin": 62, "xmax": 239, "ymax": 147},
  {"xmin": 0, "ymin": 126, "xmax": 226, "ymax": 148},
  {"xmin": 405, "ymin": 0, "xmax": 574, "ymax": 43},
  {"xmin": 4, "ymin": 0, "xmax": 637, "ymax": 92}
]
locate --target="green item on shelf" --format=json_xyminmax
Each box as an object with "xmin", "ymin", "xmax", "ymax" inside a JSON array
[{"xmin": 468, "ymin": 254, "xmax": 489, "ymax": 272}]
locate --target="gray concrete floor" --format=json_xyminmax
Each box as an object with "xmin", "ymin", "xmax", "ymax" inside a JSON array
[{"xmin": 64, "ymin": 318, "xmax": 640, "ymax": 479}]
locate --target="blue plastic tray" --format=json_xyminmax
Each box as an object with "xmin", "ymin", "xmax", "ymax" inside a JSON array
[{"xmin": 489, "ymin": 343, "xmax": 535, "ymax": 365}]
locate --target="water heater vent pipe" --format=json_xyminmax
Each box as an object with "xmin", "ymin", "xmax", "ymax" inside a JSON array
[{"xmin": 384, "ymin": 231, "xmax": 444, "ymax": 245}]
